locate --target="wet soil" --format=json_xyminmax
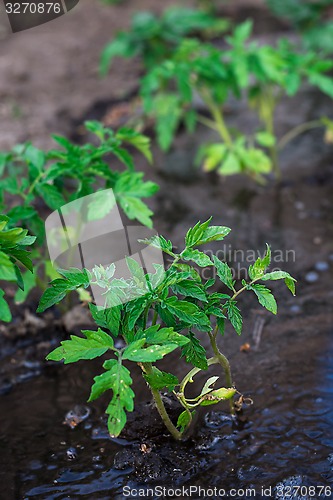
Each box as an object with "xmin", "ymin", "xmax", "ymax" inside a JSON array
[{"xmin": 0, "ymin": 1, "xmax": 332, "ymax": 498}]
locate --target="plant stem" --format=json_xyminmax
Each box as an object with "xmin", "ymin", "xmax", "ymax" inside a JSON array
[
  {"xmin": 277, "ymin": 119, "xmax": 322, "ymax": 151},
  {"xmin": 141, "ymin": 362, "xmax": 182, "ymax": 440},
  {"xmin": 264, "ymin": 100, "xmax": 280, "ymax": 179},
  {"xmin": 201, "ymin": 91, "xmax": 233, "ymax": 146},
  {"xmin": 209, "ymin": 333, "xmax": 235, "ymax": 415}
]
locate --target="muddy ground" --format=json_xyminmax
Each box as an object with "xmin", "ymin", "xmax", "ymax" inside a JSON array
[{"xmin": 0, "ymin": 1, "xmax": 332, "ymax": 499}]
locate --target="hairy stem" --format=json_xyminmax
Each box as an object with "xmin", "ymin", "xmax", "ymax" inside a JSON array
[
  {"xmin": 209, "ymin": 332, "xmax": 235, "ymax": 415},
  {"xmin": 141, "ymin": 362, "xmax": 182, "ymax": 440}
]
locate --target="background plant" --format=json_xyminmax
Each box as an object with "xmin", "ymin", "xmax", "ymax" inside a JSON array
[
  {"xmin": 0, "ymin": 120, "xmax": 157, "ymax": 303},
  {"xmin": 140, "ymin": 22, "xmax": 333, "ymax": 180},
  {"xmin": 37, "ymin": 219, "xmax": 296, "ymax": 440},
  {"xmin": 266, "ymin": 0, "xmax": 333, "ymax": 55},
  {"xmin": 100, "ymin": 6, "xmax": 229, "ymax": 75},
  {"xmin": 0, "ymin": 216, "xmax": 35, "ymax": 322}
]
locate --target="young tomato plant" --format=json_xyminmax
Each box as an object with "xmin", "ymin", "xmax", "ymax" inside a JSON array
[
  {"xmin": 38, "ymin": 219, "xmax": 296, "ymax": 440},
  {"xmin": 266, "ymin": 0, "xmax": 333, "ymax": 55},
  {"xmin": 100, "ymin": 7, "xmax": 229, "ymax": 75},
  {"xmin": 140, "ymin": 22, "xmax": 333, "ymax": 181},
  {"xmin": 0, "ymin": 121, "xmax": 157, "ymax": 302},
  {"xmin": 0, "ymin": 216, "xmax": 35, "ymax": 322}
]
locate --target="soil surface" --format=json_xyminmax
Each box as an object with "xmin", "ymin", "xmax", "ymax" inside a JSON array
[{"xmin": 0, "ymin": 1, "xmax": 332, "ymax": 499}]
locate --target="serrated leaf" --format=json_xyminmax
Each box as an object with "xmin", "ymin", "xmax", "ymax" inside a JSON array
[
  {"xmin": 182, "ymin": 248, "xmax": 213, "ymax": 267},
  {"xmin": 89, "ymin": 303, "xmax": 121, "ymax": 336},
  {"xmin": 181, "ymin": 332, "xmax": 208, "ymax": 370},
  {"xmin": 177, "ymin": 410, "xmax": 192, "ymax": 432},
  {"xmin": 126, "ymin": 297, "xmax": 148, "ymax": 330},
  {"xmin": 171, "ymin": 280, "xmax": 207, "ymax": 302},
  {"xmin": 46, "ymin": 328, "xmax": 115, "ymax": 364},
  {"xmin": 196, "ymin": 225, "xmax": 231, "ymax": 245},
  {"xmin": 185, "ymin": 219, "xmax": 212, "ymax": 248},
  {"xmin": 250, "ymin": 284, "xmax": 277, "ymax": 314},
  {"xmin": 139, "ymin": 234, "xmax": 173, "ymax": 255},
  {"xmin": 139, "ymin": 325, "xmax": 190, "ymax": 347},
  {"xmin": 261, "ymin": 270, "xmax": 297, "ymax": 296},
  {"xmin": 36, "ymin": 184, "xmax": 65, "ymax": 211},
  {"xmin": 213, "ymin": 256, "xmax": 235, "ymax": 291},
  {"xmin": 37, "ymin": 269, "xmax": 90, "ymax": 312},
  {"xmin": 227, "ymin": 301, "xmax": 243, "ymax": 335},
  {"xmin": 123, "ymin": 338, "xmax": 179, "ymax": 362},
  {"xmin": 163, "ymin": 296, "xmax": 211, "ymax": 330},
  {"xmin": 248, "ymin": 244, "xmax": 271, "ymax": 280},
  {"xmin": 143, "ymin": 367, "xmax": 179, "ymax": 391},
  {"xmin": 285, "ymin": 276, "xmax": 296, "ymax": 296},
  {"xmin": 89, "ymin": 359, "xmax": 134, "ymax": 438}
]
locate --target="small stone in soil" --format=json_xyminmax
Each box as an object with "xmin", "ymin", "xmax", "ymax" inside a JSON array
[
  {"xmin": 314, "ymin": 261, "xmax": 329, "ymax": 272},
  {"xmin": 305, "ymin": 271, "xmax": 319, "ymax": 283},
  {"xmin": 290, "ymin": 304, "xmax": 301, "ymax": 314}
]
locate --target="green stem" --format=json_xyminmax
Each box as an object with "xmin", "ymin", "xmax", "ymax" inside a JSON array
[
  {"xmin": 277, "ymin": 120, "xmax": 322, "ymax": 151},
  {"xmin": 265, "ymin": 104, "xmax": 280, "ymax": 179},
  {"xmin": 201, "ymin": 91, "xmax": 233, "ymax": 146},
  {"xmin": 142, "ymin": 362, "xmax": 182, "ymax": 440},
  {"xmin": 209, "ymin": 333, "xmax": 235, "ymax": 415}
]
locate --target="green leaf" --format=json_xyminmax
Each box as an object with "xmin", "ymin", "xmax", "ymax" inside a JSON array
[
  {"xmin": 6, "ymin": 206, "xmax": 37, "ymax": 223},
  {"xmin": 36, "ymin": 184, "xmax": 65, "ymax": 211},
  {"xmin": 213, "ymin": 256, "xmax": 235, "ymax": 291},
  {"xmin": 200, "ymin": 387, "xmax": 236, "ymax": 406},
  {"xmin": 171, "ymin": 280, "xmax": 207, "ymax": 302},
  {"xmin": 219, "ymin": 151, "xmax": 242, "ymax": 175},
  {"xmin": 14, "ymin": 270, "xmax": 36, "ymax": 304},
  {"xmin": 248, "ymin": 244, "xmax": 271, "ymax": 280},
  {"xmin": 182, "ymin": 248, "xmax": 213, "ymax": 267},
  {"xmin": 139, "ymin": 234, "xmax": 173, "ymax": 255},
  {"xmin": 181, "ymin": 332, "xmax": 208, "ymax": 370},
  {"xmin": 37, "ymin": 269, "xmax": 91, "ymax": 312},
  {"xmin": 126, "ymin": 297, "xmax": 148, "ymax": 330},
  {"xmin": 89, "ymin": 303, "xmax": 121, "ymax": 336},
  {"xmin": 163, "ymin": 296, "xmax": 199, "ymax": 323},
  {"xmin": 255, "ymin": 131, "xmax": 276, "ymax": 147},
  {"xmin": 177, "ymin": 410, "xmax": 192, "ymax": 432},
  {"xmin": 46, "ymin": 328, "xmax": 115, "ymax": 364},
  {"xmin": 227, "ymin": 301, "xmax": 243, "ymax": 335},
  {"xmin": 114, "ymin": 171, "xmax": 159, "ymax": 228},
  {"xmin": 117, "ymin": 128, "xmax": 152, "ymax": 164},
  {"xmin": 196, "ymin": 225, "xmax": 231, "ymax": 245},
  {"xmin": 0, "ymin": 251, "xmax": 17, "ymax": 281},
  {"xmin": 154, "ymin": 93, "xmax": 182, "ymax": 151},
  {"xmin": 143, "ymin": 367, "xmax": 179, "ymax": 391},
  {"xmin": 10, "ymin": 248, "xmax": 34, "ymax": 272},
  {"xmin": 123, "ymin": 338, "xmax": 179, "ymax": 362},
  {"xmin": 250, "ymin": 284, "xmax": 277, "ymax": 314},
  {"xmin": 285, "ymin": 276, "xmax": 296, "ymax": 296},
  {"xmin": 89, "ymin": 359, "xmax": 134, "ymax": 438},
  {"xmin": 139, "ymin": 325, "xmax": 190, "ymax": 347},
  {"xmin": 261, "ymin": 270, "xmax": 297, "ymax": 296},
  {"xmin": 185, "ymin": 219, "xmax": 212, "ymax": 248},
  {"xmin": 0, "ymin": 289, "xmax": 11, "ymax": 322}
]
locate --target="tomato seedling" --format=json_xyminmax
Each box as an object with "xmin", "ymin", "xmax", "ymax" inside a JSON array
[{"xmin": 38, "ymin": 219, "xmax": 296, "ymax": 439}]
